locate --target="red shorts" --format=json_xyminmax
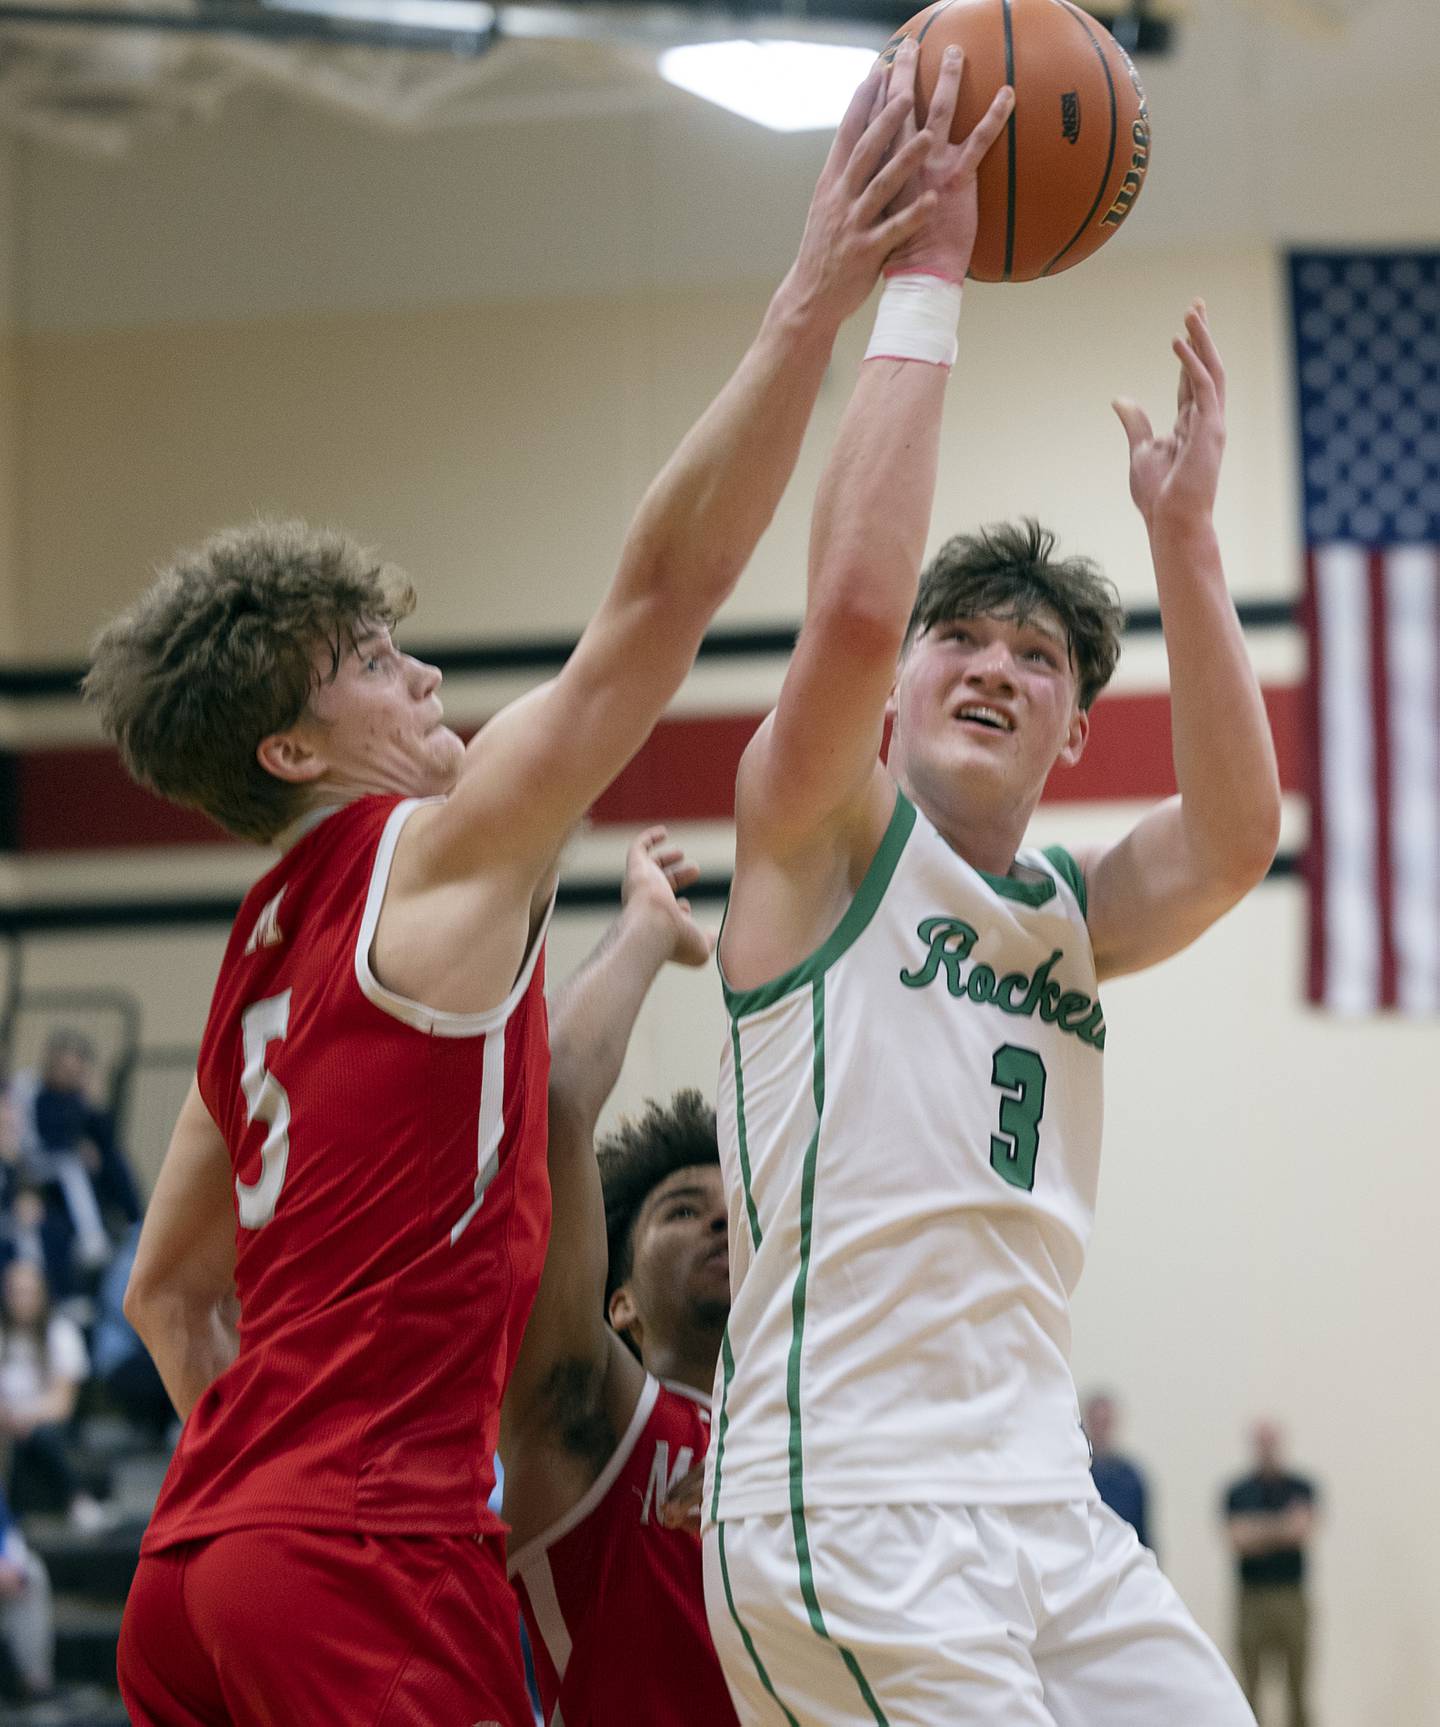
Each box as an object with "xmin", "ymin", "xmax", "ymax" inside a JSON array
[{"xmin": 118, "ymin": 1526, "xmax": 534, "ymax": 1726}]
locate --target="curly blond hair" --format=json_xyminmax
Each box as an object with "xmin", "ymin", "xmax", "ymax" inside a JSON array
[{"xmin": 84, "ymin": 520, "xmax": 415, "ymax": 843}]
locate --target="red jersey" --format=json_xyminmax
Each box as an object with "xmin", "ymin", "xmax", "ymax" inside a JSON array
[
  {"xmin": 510, "ymin": 1377, "xmax": 738, "ymax": 1727},
  {"xmin": 144, "ymin": 795, "xmax": 552, "ymax": 1554}
]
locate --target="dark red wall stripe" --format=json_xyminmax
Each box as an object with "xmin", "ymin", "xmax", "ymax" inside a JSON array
[
  {"xmin": 17, "ymin": 686, "xmax": 1305, "ymax": 854},
  {"xmin": 19, "ymin": 751, "xmax": 228, "ymax": 852}
]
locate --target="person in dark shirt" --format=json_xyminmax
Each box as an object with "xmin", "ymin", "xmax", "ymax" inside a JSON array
[
  {"xmin": 31, "ymin": 1031, "xmax": 143, "ymax": 1262},
  {"xmin": 1223, "ymin": 1420, "xmax": 1318, "ymax": 1727},
  {"xmin": 1084, "ymin": 1390, "xmax": 1153, "ymax": 1552}
]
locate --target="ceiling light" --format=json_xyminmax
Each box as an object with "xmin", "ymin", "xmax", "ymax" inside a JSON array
[
  {"xmin": 264, "ymin": 0, "xmax": 495, "ymax": 33},
  {"xmin": 659, "ymin": 40, "xmax": 878, "ymax": 133}
]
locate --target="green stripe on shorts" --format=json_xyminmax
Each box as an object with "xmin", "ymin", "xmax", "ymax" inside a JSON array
[{"xmin": 782, "ymin": 979, "xmax": 888, "ymax": 1725}]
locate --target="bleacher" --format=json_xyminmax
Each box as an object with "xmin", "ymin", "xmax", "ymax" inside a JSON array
[
  {"xmin": 1, "ymin": 984, "xmax": 188, "ymax": 1723},
  {"xmin": 5, "ymin": 1407, "xmax": 172, "ymax": 1722}
]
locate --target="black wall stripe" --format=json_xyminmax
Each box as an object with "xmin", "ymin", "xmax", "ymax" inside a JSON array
[
  {"xmin": 0, "ymin": 854, "xmax": 1305, "ymax": 933},
  {"xmin": 0, "ymin": 603, "xmax": 1299, "ymax": 700}
]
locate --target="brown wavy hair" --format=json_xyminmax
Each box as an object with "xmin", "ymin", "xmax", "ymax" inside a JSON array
[
  {"xmin": 904, "ymin": 519, "xmax": 1126, "ymax": 710},
  {"xmin": 84, "ymin": 521, "xmax": 415, "ymax": 843}
]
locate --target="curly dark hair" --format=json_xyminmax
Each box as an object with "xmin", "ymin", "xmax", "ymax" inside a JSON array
[
  {"xmin": 903, "ymin": 519, "xmax": 1126, "ymax": 710},
  {"xmin": 83, "ymin": 520, "xmax": 416, "ymax": 843},
  {"xmin": 598, "ymin": 1088, "xmax": 720, "ymax": 1314}
]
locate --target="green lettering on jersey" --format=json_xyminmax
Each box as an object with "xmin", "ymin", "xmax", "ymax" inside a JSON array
[
  {"xmin": 899, "ymin": 917, "xmax": 980, "ymax": 994},
  {"xmin": 899, "ymin": 924, "xmax": 1104, "ymax": 1052},
  {"xmin": 965, "ymin": 963, "xmax": 997, "ymax": 1005}
]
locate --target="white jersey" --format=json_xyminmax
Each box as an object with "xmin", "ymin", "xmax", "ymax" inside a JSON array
[{"xmin": 709, "ymin": 787, "xmax": 1105, "ymax": 1522}]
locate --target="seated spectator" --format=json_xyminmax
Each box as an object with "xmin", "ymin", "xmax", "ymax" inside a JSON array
[
  {"xmin": 0, "ymin": 1259, "xmax": 106, "ymax": 1528},
  {"xmin": 0, "ymin": 1482, "xmax": 54, "ymax": 1701},
  {"xmin": 92, "ymin": 1225, "xmax": 174, "ymax": 1443},
  {"xmin": 0, "ymin": 1094, "xmax": 19, "ymax": 1200},
  {"xmin": 0, "ymin": 1099, "xmax": 45, "ymax": 1282},
  {"xmin": 14, "ymin": 1030, "xmax": 143, "ymax": 1283},
  {"xmin": 0, "ymin": 1175, "xmax": 79, "ymax": 1306}
]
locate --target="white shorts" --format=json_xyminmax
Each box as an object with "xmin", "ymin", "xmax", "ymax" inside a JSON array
[{"xmin": 703, "ymin": 1501, "xmax": 1256, "ymax": 1727}]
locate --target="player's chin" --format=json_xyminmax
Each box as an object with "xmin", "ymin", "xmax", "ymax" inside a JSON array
[
  {"xmin": 944, "ymin": 736, "xmax": 1013, "ymax": 783},
  {"xmin": 693, "ymin": 1266, "xmax": 732, "ymax": 1310},
  {"xmin": 428, "ymin": 728, "xmax": 466, "ymax": 788}
]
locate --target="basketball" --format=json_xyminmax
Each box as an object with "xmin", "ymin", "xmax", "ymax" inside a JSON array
[{"xmin": 880, "ymin": 0, "xmax": 1151, "ymax": 282}]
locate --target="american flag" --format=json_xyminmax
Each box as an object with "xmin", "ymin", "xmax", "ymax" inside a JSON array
[{"xmin": 1293, "ymin": 252, "xmax": 1440, "ymax": 1014}]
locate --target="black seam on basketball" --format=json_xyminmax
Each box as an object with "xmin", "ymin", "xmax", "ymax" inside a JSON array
[
  {"xmin": 879, "ymin": 1, "xmax": 959, "ymax": 67},
  {"xmin": 1001, "ymin": 0, "xmax": 1017, "ymax": 281},
  {"xmin": 1041, "ymin": 0, "xmax": 1118, "ymax": 277},
  {"xmin": 915, "ymin": 0, "xmax": 960, "ymax": 47}
]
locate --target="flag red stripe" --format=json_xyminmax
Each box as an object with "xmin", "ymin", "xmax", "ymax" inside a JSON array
[
  {"xmin": 1368, "ymin": 551, "xmax": 1399, "ymax": 1009},
  {"xmin": 1303, "ymin": 552, "xmax": 1327, "ymax": 1005},
  {"xmin": 19, "ymin": 686, "xmax": 1307, "ymax": 854}
]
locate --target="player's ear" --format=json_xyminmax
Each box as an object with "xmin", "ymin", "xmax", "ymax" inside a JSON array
[
  {"xmin": 608, "ymin": 1285, "xmax": 639, "ymax": 1340},
  {"xmin": 1056, "ymin": 704, "xmax": 1089, "ymax": 769},
  {"xmin": 257, "ymin": 728, "xmax": 328, "ymax": 786}
]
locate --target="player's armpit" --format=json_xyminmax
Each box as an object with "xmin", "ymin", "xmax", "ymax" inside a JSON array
[
  {"xmin": 724, "ymin": 748, "xmax": 896, "ymax": 991},
  {"xmin": 502, "ymin": 1090, "xmax": 615, "ymax": 1450},
  {"xmin": 502, "ymin": 1331, "xmax": 646, "ymax": 1554}
]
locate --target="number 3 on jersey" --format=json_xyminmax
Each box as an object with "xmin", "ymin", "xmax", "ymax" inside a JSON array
[
  {"xmin": 989, "ymin": 1044, "xmax": 1046, "ymax": 1192},
  {"xmin": 238, "ymin": 991, "xmax": 293, "ymax": 1229}
]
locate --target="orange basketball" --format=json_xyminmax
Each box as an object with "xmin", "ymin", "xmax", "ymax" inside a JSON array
[{"xmin": 881, "ymin": 0, "xmax": 1152, "ymax": 282}]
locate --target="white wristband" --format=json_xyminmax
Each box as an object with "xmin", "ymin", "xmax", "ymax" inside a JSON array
[{"xmin": 864, "ymin": 273, "xmax": 963, "ymax": 369}]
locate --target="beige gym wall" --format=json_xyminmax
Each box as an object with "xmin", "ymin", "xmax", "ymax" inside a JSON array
[{"xmin": 18, "ymin": 243, "xmax": 1296, "ymax": 660}]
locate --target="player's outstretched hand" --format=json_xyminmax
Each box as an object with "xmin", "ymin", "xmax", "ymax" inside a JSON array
[
  {"xmin": 621, "ymin": 827, "xmax": 714, "ymax": 969},
  {"xmin": 881, "ymin": 47, "xmax": 1014, "ymax": 284},
  {"xmin": 787, "ymin": 41, "xmax": 958, "ymax": 326},
  {"xmin": 1113, "ymin": 300, "xmax": 1228, "ymax": 534}
]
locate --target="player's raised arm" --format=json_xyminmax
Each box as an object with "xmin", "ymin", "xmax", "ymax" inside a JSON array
[
  {"xmin": 1076, "ymin": 304, "xmax": 1282, "ymax": 980},
  {"xmin": 733, "ymin": 53, "xmax": 1013, "ymax": 867},
  {"xmin": 501, "ymin": 832, "xmax": 712, "ymax": 1541},
  {"xmin": 124, "ymin": 1080, "xmax": 238, "ymax": 1420},
  {"xmin": 418, "ymin": 50, "xmax": 943, "ymax": 884}
]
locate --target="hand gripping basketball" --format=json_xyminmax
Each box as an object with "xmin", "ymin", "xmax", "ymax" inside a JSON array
[
  {"xmin": 883, "ymin": 0, "xmax": 1153, "ymax": 283},
  {"xmin": 787, "ymin": 41, "xmax": 970, "ymax": 326},
  {"xmin": 881, "ymin": 45, "xmax": 1016, "ymax": 284}
]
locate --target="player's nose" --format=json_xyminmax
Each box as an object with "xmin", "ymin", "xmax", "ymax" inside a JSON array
[
  {"xmin": 965, "ymin": 639, "xmax": 1016, "ymax": 688},
  {"xmin": 408, "ymin": 655, "xmax": 442, "ymax": 698}
]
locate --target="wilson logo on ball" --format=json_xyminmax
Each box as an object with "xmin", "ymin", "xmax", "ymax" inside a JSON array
[{"xmin": 1101, "ymin": 116, "xmax": 1151, "ymax": 229}]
